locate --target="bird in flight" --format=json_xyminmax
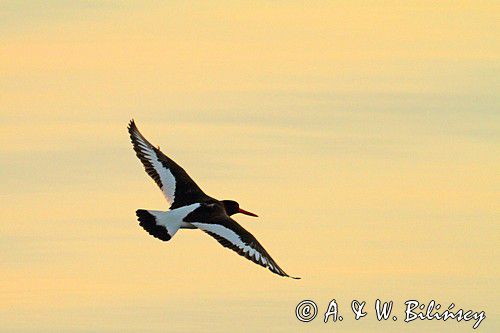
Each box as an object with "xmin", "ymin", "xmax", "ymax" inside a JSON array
[{"xmin": 128, "ymin": 120, "xmax": 299, "ymax": 279}]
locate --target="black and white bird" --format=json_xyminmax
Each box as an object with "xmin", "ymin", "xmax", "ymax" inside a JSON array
[{"xmin": 128, "ymin": 120, "xmax": 299, "ymax": 279}]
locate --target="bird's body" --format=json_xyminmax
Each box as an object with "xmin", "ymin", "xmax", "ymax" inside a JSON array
[{"xmin": 128, "ymin": 120, "xmax": 299, "ymax": 279}]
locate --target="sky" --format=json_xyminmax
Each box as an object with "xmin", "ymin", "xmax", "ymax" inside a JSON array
[{"xmin": 1, "ymin": 1, "xmax": 499, "ymax": 332}]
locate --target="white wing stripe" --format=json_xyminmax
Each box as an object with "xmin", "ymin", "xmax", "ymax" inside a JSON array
[
  {"xmin": 134, "ymin": 134, "xmax": 176, "ymax": 204},
  {"xmin": 191, "ymin": 222, "xmax": 267, "ymax": 264},
  {"xmin": 150, "ymin": 152, "xmax": 176, "ymax": 204},
  {"xmin": 192, "ymin": 222, "xmax": 245, "ymax": 247}
]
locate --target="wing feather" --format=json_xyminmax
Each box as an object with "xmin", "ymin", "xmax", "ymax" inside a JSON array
[
  {"xmin": 187, "ymin": 206, "xmax": 299, "ymax": 279},
  {"xmin": 128, "ymin": 120, "xmax": 208, "ymax": 208}
]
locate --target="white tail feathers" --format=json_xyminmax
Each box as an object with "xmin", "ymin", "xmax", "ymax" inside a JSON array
[{"xmin": 135, "ymin": 203, "xmax": 201, "ymax": 242}]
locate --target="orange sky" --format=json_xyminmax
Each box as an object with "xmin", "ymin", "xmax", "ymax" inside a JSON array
[{"xmin": 1, "ymin": 1, "xmax": 499, "ymax": 332}]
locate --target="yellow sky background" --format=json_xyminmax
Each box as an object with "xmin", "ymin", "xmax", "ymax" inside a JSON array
[{"xmin": 1, "ymin": 1, "xmax": 499, "ymax": 332}]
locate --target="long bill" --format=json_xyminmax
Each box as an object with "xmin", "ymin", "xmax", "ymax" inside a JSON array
[{"xmin": 238, "ymin": 208, "xmax": 258, "ymax": 217}]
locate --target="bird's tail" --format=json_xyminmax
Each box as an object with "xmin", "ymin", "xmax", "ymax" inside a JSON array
[{"xmin": 136, "ymin": 209, "xmax": 183, "ymax": 242}]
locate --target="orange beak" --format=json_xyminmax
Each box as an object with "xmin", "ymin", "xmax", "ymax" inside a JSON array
[{"xmin": 238, "ymin": 208, "xmax": 258, "ymax": 217}]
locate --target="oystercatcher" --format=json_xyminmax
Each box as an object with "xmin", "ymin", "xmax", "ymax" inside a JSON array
[{"xmin": 128, "ymin": 120, "xmax": 299, "ymax": 279}]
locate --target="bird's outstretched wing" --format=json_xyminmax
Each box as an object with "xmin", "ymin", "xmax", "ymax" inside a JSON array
[
  {"xmin": 185, "ymin": 204, "xmax": 300, "ymax": 279},
  {"xmin": 128, "ymin": 120, "xmax": 209, "ymax": 209}
]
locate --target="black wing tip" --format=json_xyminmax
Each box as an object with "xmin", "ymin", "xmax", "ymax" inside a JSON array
[
  {"xmin": 128, "ymin": 119, "xmax": 148, "ymax": 148},
  {"xmin": 274, "ymin": 269, "xmax": 301, "ymax": 280},
  {"xmin": 128, "ymin": 119, "xmax": 137, "ymax": 134},
  {"xmin": 136, "ymin": 209, "xmax": 172, "ymax": 242}
]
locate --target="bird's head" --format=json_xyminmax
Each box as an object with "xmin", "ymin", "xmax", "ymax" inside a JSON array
[{"xmin": 222, "ymin": 200, "xmax": 258, "ymax": 217}]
